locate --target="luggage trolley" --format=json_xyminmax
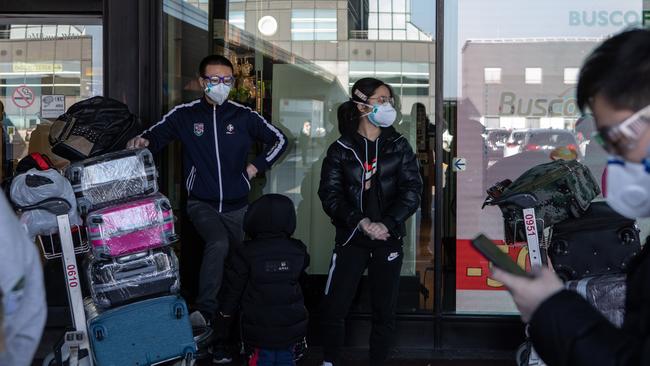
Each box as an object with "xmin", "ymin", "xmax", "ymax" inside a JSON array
[
  {"xmin": 486, "ymin": 192, "xmax": 548, "ymax": 366},
  {"xmin": 51, "ymin": 213, "xmax": 94, "ymax": 366},
  {"xmin": 19, "ymin": 198, "xmax": 94, "ymax": 366}
]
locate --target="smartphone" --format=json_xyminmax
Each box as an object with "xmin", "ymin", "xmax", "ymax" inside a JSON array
[{"xmin": 471, "ymin": 234, "xmax": 533, "ymax": 278}]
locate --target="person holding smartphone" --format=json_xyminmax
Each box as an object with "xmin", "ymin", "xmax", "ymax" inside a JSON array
[{"xmin": 492, "ymin": 28, "xmax": 650, "ymax": 365}]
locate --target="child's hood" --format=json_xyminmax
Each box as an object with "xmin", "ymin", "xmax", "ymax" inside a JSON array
[{"xmin": 244, "ymin": 193, "xmax": 296, "ymax": 239}]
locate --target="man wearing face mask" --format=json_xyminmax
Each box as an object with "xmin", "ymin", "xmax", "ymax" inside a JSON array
[
  {"xmin": 492, "ymin": 28, "xmax": 650, "ymax": 366},
  {"xmin": 127, "ymin": 55, "xmax": 287, "ymax": 362}
]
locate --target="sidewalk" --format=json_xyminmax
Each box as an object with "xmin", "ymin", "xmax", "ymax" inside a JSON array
[
  {"xmin": 196, "ymin": 359, "xmax": 514, "ymax": 366},
  {"xmin": 194, "ymin": 347, "xmax": 516, "ymax": 366}
]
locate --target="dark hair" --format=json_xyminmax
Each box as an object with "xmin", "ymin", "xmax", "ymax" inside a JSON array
[
  {"xmin": 337, "ymin": 77, "xmax": 395, "ymax": 136},
  {"xmin": 198, "ymin": 55, "xmax": 234, "ymax": 77},
  {"xmin": 577, "ymin": 28, "xmax": 650, "ymax": 113}
]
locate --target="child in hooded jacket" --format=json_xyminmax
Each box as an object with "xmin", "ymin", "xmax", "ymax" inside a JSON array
[{"xmin": 216, "ymin": 194, "xmax": 309, "ymax": 366}]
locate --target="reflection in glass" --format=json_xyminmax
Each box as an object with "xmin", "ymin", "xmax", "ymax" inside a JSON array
[
  {"xmin": 218, "ymin": 0, "xmax": 436, "ymax": 312},
  {"xmin": 451, "ymin": 0, "xmax": 645, "ymax": 314},
  {"xmin": 0, "ymin": 23, "xmax": 102, "ymax": 165}
]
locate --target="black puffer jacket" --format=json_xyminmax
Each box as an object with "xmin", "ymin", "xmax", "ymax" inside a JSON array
[
  {"xmin": 220, "ymin": 194, "xmax": 309, "ymax": 349},
  {"xmin": 318, "ymin": 126, "xmax": 422, "ymax": 245}
]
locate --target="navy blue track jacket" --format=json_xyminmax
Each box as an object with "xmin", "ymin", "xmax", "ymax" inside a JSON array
[{"xmin": 142, "ymin": 97, "xmax": 288, "ymax": 212}]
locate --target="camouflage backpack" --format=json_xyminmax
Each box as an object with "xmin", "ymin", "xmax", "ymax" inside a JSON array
[{"xmin": 485, "ymin": 159, "xmax": 601, "ymax": 243}]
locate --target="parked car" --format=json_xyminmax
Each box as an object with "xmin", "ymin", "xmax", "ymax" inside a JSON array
[
  {"xmin": 504, "ymin": 129, "xmax": 579, "ymax": 158},
  {"xmin": 503, "ymin": 129, "xmax": 528, "ymax": 157},
  {"xmin": 484, "ymin": 128, "xmax": 510, "ymax": 159}
]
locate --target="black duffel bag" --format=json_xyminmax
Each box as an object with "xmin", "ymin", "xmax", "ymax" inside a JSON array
[
  {"xmin": 549, "ymin": 201, "xmax": 641, "ymax": 281},
  {"xmin": 49, "ymin": 96, "xmax": 143, "ymax": 162}
]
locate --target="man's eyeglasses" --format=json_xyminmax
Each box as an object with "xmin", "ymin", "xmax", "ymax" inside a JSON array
[
  {"xmin": 593, "ymin": 104, "xmax": 650, "ymax": 155},
  {"xmin": 368, "ymin": 96, "xmax": 395, "ymax": 106},
  {"xmin": 202, "ymin": 75, "xmax": 235, "ymax": 86}
]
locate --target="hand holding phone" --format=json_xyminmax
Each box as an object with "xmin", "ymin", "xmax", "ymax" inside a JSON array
[{"xmin": 471, "ymin": 234, "xmax": 533, "ymax": 278}]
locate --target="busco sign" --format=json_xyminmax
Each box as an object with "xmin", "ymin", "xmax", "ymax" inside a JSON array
[
  {"xmin": 569, "ymin": 10, "xmax": 642, "ymax": 27},
  {"xmin": 498, "ymin": 88, "xmax": 579, "ymax": 117}
]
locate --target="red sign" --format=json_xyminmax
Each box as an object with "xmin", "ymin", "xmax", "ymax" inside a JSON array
[
  {"xmin": 12, "ymin": 85, "xmax": 35, "ymax": 109},
  {"xmin": 456, "ymin": 239, "xmax": 531, "ymax": 291}
]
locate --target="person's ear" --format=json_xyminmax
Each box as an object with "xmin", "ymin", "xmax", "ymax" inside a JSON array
[{"xmin": 356, "ymin": 102, "xmax": 367, "ymax": 113}]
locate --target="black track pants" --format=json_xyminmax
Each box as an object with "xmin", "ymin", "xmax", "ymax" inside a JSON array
[{"xmin": 320, "ymin": 243, "xmax": 403, "ymax": 365}]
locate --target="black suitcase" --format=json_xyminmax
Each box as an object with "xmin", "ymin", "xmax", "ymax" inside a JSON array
[
  {"xmin": 549, "ymin": 201, "xmax": 641, "ymax": 281},
  {"xmin": 87, "ymin": 247, "xmax": 180, "ymax": 309}
]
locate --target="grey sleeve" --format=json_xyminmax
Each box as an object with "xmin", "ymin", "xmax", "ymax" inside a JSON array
[
  {"xmin": 0, "ymin": 196, "xmax": 47, "ymax": 366},
  {"xmin": 0, "ymin": 243, "xmax": 46, "ymax": 366}
]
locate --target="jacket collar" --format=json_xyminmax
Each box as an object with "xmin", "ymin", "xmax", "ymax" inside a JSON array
[
  {"xmin": 338, "ymin": 126, "xmax": 401, "ymax": 149},
  {"xmin": 199, "ymin": 95, "xmax": 224, "ymax": 112}
]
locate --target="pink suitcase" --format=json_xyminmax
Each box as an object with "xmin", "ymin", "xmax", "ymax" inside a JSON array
[{"xmin": 86, "ymin": 194, "xmax": 178, "ymax": 258}]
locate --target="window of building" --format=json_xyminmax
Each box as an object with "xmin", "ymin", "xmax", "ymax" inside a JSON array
[
  {"xmin": 366, "ymin": 0, "xmax": 432, "ymax": 41},
  {"xmin": 229, "ymin": 10, "xmax": 245, "ymax": 30},
  {"xmin": 181, "ymin": 0, "xmax": 209, "ymax": 13},
  {"xmin": 1, "ymin": 22, "xmax": 103, "ymax": 172},
  {"xmin": 484, "ymin": 68, "xmax": 502, "ymax": 84},
  {"xmin": 378, "ymin": 0, "xmax": 392, "ymax": 12},
  {"xmin": 291, "ymin": 9, "xmax": 337, "ymax": 41},
  {"xmin": 564, "ymin": 67, "xmax": 579, "ymax": 84},
  {"xmin": 392, "ymin": 0, "xmax": 407, "ymax": 13},
  {"xmin": 525, "ymin": 67, "xmax": 543, "ymax": 84}
]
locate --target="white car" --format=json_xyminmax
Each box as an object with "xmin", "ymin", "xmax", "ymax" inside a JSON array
[
  {"xmin": 504, "ymin": 128, "xmax": 580, "ymax": 158},
  {"xmin": 503, "ymin": 130, "xmax": 528, "ymax": 158}
]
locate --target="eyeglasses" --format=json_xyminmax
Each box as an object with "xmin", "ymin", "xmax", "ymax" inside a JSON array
[
  {"xmin": 593, "ymin": 104, "xmax": 650, "ymax": 155},
  {"xmin": 202, "ymin": 75, "xmax": 235, "ymax": 86},
  {"xmin": 367, "ymin": 96, "xmax": 395, "ymax": 106}
]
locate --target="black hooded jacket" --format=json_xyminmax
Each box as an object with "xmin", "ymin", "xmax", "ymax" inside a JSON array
[
  {"xmin": 220, "ymin": 194, "xmax": 309, "ymax": 349},
  {"xmin": 318, "ymin": 126, "xmax": 422, "ymax": 246}
]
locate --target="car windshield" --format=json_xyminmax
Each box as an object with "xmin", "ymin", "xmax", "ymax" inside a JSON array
[
  {"xmin": 487, "ymin": 131, "xmax": 509, "ymax": 144},
  {"xmin": 528, "ymin": 132, "xmax": 576, "ymax": 146},
  {"xmin": 508, "ymin": 132, "xmax": 526, "ymax": 144}
]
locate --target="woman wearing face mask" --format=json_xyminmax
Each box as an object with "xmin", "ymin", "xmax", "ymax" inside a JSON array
[
  {"xmin": 318, "ymin": 78, "xmax": 422, "ymax": 366},
  {"xmin": 492, "ymin": 29, "xmax": 650, "ymax": 366}
]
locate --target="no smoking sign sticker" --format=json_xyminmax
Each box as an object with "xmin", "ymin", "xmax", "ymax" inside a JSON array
[{"xmin": 12, "ymin": 85, "xmax": 35, "ymax": 109}]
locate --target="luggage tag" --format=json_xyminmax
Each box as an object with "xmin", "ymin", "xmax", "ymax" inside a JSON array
[{"xmin": 522, "ymin": 208, "xmax": 543, "ymax": 269}]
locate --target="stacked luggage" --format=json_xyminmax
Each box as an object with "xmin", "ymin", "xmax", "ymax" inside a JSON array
[
  {"xmin": 67, "ymin": 148, "xmax": 195, "ymax": 365},
  {"xmin": 484, "ymin": 159, "xmax": 639, "ymax": 366},
  {"xmin": 7, "ymin": 97, "xmax": 197, "ymax": 366}
]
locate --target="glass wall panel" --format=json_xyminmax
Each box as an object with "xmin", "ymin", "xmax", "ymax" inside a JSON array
[
  {"xmin": 446, "ymin": 0, "xmax": 647, "ymax": 314},
  {"xmin": 0, "ymin": 20, "xmax": 102, "ymax": 176},
  {"xmin": 219, "ymin": 0, "xmax": 437, "ymax": 313}
]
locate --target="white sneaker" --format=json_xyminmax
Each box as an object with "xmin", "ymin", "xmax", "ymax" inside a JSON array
[
  {"xmin": 189, "ymin": 310, "xmax": 207, "ymax": 328},
  {"xmin": 321, "ymin": 362, "xmax": 334, "ymax": 366}
]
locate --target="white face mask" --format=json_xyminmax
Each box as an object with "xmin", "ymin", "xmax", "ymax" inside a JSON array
[
  {"xmin": 356, "ymin": 102, "xmax": 397, "ymax": 127},
  {"xmin": 606, "ymin": 156, "xmax": 650, "ymax": 218},
  {"xmin": 204, "ymin": 83, "xmax": 231, "ymax": 105}
]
